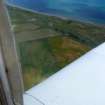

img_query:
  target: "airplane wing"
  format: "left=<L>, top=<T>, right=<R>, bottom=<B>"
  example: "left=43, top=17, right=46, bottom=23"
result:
left=23, top=42, right=105, bottom=105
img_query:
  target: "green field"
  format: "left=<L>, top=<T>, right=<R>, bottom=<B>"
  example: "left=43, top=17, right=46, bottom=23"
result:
left=19, top=36, right=90, bottom=89
left=8, top=6, right=105, bottom=90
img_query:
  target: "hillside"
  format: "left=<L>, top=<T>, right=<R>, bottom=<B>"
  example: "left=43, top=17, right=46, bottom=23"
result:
left=7, top=6, right=105, bottom=90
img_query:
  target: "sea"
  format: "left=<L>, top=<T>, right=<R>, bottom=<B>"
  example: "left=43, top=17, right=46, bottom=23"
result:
left=6, top=0, right=105, bottom=25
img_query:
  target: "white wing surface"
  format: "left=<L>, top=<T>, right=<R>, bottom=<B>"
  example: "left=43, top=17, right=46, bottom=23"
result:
left=24, top=42, right=105, bottom=105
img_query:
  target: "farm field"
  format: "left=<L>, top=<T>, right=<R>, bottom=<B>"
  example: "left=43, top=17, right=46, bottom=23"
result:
left=8, top=6, right=105, bottom=90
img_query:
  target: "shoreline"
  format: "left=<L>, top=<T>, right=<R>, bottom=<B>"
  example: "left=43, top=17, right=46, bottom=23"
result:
left=7, top=3, right=105, bottom=28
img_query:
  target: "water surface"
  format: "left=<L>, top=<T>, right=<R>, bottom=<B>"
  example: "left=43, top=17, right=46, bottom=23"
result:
left=7, top=0, right=105, bottom=25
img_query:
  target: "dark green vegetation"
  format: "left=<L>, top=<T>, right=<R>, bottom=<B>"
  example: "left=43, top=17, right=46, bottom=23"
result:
left=7, top=6, right=105, bottom=90
left=19, top=37, right=89, bottom=89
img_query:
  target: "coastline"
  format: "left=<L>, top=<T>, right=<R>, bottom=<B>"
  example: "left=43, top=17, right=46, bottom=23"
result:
left=7, top=3, right=105, bottom=28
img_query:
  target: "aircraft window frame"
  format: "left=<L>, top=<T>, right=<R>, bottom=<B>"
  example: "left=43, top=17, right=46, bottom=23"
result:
left=0, top=46, right=14, bottom=105
left=0, top=0, right=24, bottom=105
